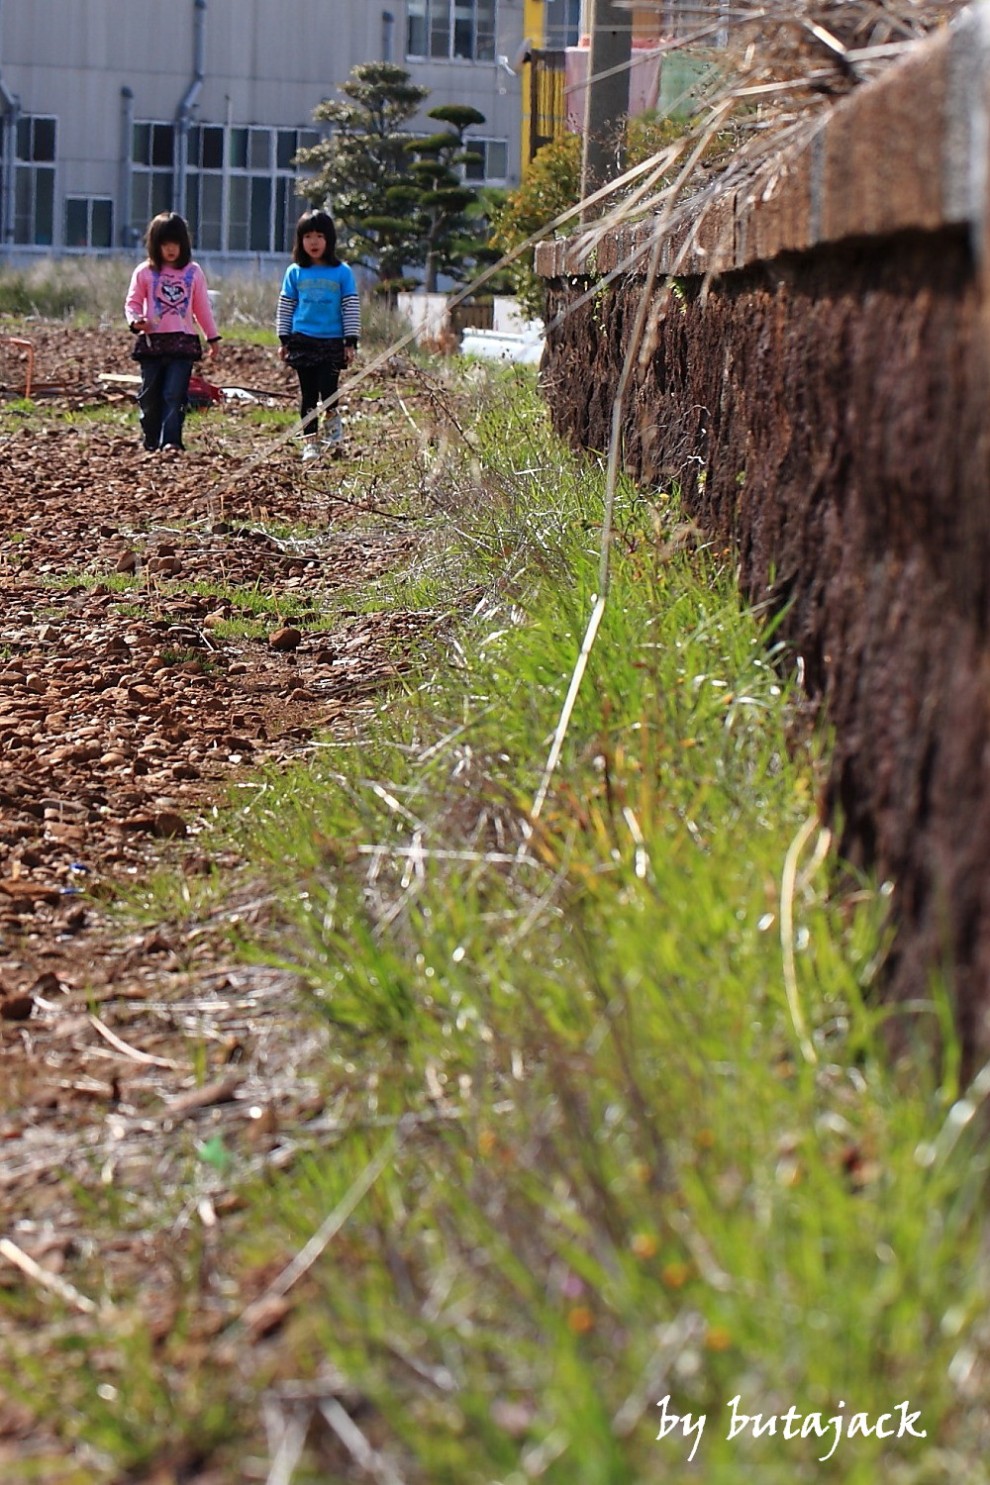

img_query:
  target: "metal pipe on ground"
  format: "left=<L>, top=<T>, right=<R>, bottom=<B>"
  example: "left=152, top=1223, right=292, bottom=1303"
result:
left=2, top=337, right=34, bottom=398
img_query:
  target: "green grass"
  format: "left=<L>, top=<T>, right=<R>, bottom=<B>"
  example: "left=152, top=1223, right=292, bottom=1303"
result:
left=0, top=272, right=83, bottom=318
left=238, top=403, right=296, bottom=429
left=59, top=403, right=134, bottom=428
left=0, top=396, right=37, bottom=417
left=201, top=382, right=987, bottom=1484
left=41, top=571, right=141, bottom=595
left=3, top=366, right=988, bottom=1483
left=219, top=322, right=278, bottom=345
left=39, top=568, right=323, bottom=625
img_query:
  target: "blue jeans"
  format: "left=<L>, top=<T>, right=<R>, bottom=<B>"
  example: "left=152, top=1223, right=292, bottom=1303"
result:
left=138, top=357, right=194, bottom=450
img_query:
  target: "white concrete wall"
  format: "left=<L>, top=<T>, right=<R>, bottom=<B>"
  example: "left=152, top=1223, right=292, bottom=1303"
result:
left=396, top=291, right=451, bottom=340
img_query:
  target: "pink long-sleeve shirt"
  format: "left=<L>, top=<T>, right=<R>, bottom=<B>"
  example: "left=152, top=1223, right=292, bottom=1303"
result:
left=125, top=261, right=220, bottom=340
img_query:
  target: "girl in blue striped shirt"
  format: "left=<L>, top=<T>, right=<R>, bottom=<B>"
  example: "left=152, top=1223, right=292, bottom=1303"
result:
left=277, top=209, right=361, bottom=459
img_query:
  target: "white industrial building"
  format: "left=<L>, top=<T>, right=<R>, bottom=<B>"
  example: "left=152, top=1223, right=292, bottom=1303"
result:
left=0, top=0, right=526, bottom=266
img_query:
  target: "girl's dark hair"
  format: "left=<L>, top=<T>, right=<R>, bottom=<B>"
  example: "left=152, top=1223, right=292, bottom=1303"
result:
left=146, top=212, right=192, bottom=269
left=292, top=209, right=340, bottom=267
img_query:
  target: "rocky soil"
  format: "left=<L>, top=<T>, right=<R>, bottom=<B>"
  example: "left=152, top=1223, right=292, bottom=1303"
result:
left=0, top=323, right=446, bottom=1404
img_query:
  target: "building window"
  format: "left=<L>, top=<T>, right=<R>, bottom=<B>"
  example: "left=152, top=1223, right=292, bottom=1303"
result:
left=65, top=197, right=113, bottom=249
left=184, top=123, right=223, bottom=249
left=131, top=122, right=317, bottom=255
left=132, top=122, right=175, bottom=226
left=463, top=136, right=508, bottom=183
left=14, top=115, right=56, bottom=245
left=183, top=124, right=319, bottom=254
left=544, top=0, right=581, bottom=47
left=407, top=0, right=497, bottom=62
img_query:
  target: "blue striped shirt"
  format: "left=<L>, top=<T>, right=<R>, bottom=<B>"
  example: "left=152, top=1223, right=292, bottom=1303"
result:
left=277, top=261, right=360, bottom=342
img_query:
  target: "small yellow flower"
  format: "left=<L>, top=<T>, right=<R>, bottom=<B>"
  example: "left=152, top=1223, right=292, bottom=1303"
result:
left=661, top=1261, right=691, bottom=1289
left=630, top=1232, right=658, bottom=1260
left=567, top=1306, right=595, bottom=1334
left=705, top=1325, right=733, bottom=1352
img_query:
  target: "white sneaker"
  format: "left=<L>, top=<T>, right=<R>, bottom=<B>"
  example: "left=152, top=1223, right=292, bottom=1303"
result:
left=301, top=440, right=320, bottom=462
left=324, top=416, right=343, bottom=448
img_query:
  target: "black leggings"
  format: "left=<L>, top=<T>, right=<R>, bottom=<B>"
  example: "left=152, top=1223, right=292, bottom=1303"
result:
left=297, top=361, right=341, bottom=434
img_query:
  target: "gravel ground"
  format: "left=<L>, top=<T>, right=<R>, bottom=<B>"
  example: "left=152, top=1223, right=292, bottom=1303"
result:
left=0, top=322, right=445, bottom=1296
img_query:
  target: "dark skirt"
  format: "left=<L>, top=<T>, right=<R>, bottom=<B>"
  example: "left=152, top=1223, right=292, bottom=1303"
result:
left=283, top=333, right=345, bottom=370
left=131, top=331, right=202, bottom=362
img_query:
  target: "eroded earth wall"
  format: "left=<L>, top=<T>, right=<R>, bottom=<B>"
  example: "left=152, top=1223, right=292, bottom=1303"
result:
left=536, top=10, right=990, bottom=1062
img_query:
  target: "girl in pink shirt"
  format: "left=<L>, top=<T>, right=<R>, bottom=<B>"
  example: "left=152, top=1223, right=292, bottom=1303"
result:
left=124, top=212, right=220, bottom=454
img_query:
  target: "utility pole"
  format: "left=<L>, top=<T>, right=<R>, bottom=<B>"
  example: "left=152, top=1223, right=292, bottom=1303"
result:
left=580, top=0, right=633, bottom=216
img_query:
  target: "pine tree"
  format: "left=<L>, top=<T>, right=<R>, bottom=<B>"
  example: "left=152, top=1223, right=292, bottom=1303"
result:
left=406, top=104, right=487, bottom=292
left=297, top=69, right=494, bottom=298
left=295, top=63, right=429, bottom=298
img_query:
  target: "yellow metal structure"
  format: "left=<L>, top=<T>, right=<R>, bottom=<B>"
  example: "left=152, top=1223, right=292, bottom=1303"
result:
left=521, top=0, right=547, bottom=170
left=521, top=2, right=663, bottom=169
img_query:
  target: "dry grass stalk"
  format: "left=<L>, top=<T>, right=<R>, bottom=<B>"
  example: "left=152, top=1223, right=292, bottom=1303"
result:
left=0, top=1236, right=101, bottom=1316
left=233, top=1125, right=404, bottom=1340
left=584, top=0, right=969, bottom=255
left=88, top=1012, right=182, bottom=1069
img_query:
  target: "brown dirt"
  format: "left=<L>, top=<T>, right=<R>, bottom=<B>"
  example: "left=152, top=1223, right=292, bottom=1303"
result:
left=0, top=325, right=443, bottom=1342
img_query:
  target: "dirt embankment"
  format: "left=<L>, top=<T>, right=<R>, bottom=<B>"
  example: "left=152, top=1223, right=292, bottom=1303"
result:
left=540, top=226, right=990, bottom=1065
